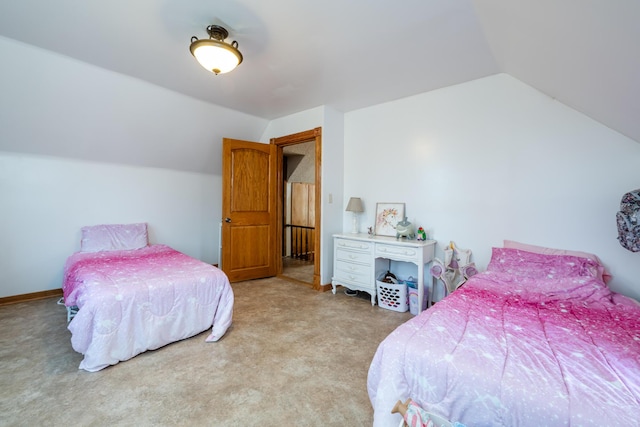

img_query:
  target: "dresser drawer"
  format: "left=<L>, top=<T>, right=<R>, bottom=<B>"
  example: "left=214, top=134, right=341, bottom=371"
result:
left=336, top=247, right=372, bottom=265
left=334, top=261, right=373, bottom=288
left=375, top=244, right=420, bottom=262
left=335, top=238, right=373, bottom=254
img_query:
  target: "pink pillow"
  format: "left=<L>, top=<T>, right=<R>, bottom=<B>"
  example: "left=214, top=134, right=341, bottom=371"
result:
left=484, top=247, right=610, bottom=301
left=80, top=223, right=149, bottom=253
left=488, top=247, right=603, bottom=280
left=503, top=240, right=611, bottom=283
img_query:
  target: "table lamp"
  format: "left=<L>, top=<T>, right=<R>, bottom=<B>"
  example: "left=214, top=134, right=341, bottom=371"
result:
left=345, top=197, right=364, bottom=233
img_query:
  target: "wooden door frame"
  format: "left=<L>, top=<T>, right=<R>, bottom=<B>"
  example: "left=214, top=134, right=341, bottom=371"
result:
left=271, top=127, right=322, bottom=290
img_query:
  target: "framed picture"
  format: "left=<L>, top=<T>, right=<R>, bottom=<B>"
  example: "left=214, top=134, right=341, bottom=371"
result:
left=375, top=203, right=405, bottom=237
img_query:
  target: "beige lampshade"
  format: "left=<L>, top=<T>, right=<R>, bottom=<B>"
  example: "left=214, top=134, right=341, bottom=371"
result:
left=345, top=197, right=364, bottom=213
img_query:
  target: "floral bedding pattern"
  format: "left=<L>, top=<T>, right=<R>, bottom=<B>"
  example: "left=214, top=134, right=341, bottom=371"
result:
left=63, top=244, right=234, bottom=372
left=368, top=249, right=640, bottom=426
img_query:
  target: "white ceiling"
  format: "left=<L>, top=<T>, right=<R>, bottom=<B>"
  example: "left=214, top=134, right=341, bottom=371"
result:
left=0, top=0, right=638, bottom=143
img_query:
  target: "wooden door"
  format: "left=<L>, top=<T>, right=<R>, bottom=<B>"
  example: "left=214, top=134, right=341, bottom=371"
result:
left=221, top=138, right=277, bottom=282
left=291, top=183, right=310, bottom=226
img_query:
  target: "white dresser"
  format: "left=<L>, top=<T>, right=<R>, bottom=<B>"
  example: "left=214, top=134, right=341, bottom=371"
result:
left=331, top=234, right=436, bottom=312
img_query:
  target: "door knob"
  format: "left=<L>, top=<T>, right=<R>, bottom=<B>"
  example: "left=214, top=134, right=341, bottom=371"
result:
left=225, top=218, right=231, bottom=223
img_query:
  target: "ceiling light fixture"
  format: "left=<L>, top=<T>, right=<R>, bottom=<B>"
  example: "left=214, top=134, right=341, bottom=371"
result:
left=190, top=25, right=243, bottom=75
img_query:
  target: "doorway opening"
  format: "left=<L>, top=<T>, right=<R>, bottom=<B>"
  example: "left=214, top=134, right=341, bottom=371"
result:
left=271, top=128, right=322, bottom=289
left=282, top=145, right=315, bottom=284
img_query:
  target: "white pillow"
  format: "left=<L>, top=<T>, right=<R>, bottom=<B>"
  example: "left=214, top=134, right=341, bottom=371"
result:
left=80, top=223, right=149, bottom=253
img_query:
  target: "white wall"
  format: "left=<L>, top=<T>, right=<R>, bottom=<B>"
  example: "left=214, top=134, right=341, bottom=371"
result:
left=259, top=107, right=324, bottom=144
left=0, top=152, right=220, bottom=298
left=344, top=74, right=640, bottom=301
left=0, top=36, right=270, bottom=299
left=3, top=34, right=637, bottom=301
left=321, top=107, right=346, bottom=284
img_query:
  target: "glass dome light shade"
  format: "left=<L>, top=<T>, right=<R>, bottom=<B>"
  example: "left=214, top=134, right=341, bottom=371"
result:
left=190, top=39, right=243, bottom=75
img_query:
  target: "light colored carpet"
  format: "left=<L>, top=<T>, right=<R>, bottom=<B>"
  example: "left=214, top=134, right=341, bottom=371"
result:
left=0, top=277, right=412, bottom=426
left=281, top=256, right=314, bottom=283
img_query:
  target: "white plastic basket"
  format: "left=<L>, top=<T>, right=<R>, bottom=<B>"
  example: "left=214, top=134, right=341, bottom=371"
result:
left=376, top=280, right=408, bottom=312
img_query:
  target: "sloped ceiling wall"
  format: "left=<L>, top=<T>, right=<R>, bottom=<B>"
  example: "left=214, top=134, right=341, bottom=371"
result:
left=284, top=141, right=315, bottom=183
left=473, top=0, right=640, bottom=144
left=0, top=0, right=638, bottom=175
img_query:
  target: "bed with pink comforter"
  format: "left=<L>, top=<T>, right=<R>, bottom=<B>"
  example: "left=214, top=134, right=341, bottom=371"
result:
left=63, top=244, right=234, bottom=372
left=368, top=247, right=640, bottom=426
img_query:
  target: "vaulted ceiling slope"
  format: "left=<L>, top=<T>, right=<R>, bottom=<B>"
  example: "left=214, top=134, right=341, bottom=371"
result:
left=0, top=0, right=638, bottom=143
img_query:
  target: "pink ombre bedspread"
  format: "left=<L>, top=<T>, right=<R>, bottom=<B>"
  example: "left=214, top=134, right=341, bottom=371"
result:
left=63, top=244, right=233, bottom=372
left=368, top=248, right=640, bottom=426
